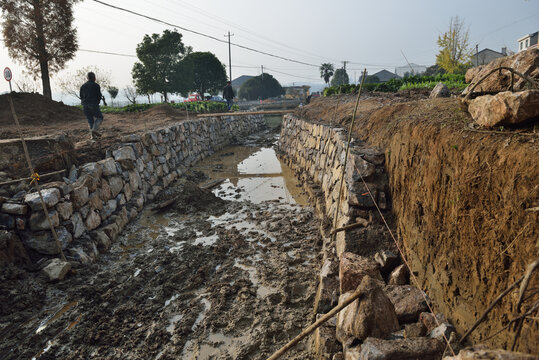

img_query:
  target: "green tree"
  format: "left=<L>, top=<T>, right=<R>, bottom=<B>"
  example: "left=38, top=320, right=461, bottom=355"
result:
left=0, top=0, right=80, bottom=99
left=132, top=30, right=191, bottom=102
left=107, top=86, right=118, bottom=106
left=182, top=51, right=227, bottom=97
left=436, top=16, right=473, bottom=74
left=330, top=68, right=349, bottom=86
left=424, top=64, right=446, bottom=76
left=238, top=73, right=284, bottom=101
left=319, top=63, right=334, bottom=86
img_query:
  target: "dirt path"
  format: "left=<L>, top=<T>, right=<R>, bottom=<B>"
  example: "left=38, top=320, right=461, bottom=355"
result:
left=0, top=129, right=322, bottom=360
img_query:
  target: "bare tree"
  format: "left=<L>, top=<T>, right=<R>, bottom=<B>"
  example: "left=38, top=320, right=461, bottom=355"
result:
left=57, top=66, right=112, bottom=100
left=15, top=74, right=40, bottom=93
left=123, top=85, right=138, bottom=104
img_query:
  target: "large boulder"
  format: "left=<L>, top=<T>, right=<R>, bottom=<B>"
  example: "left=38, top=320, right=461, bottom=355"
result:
left=336, top=276, right=399, bottom=343
left=358, top=337, right=444, bottom=360
left=430, top=82, right=451, bottom=98
left=384, top=285, right=430, bottom=323
left=339, top=252, right=383, bottom=293
left=42, top=258, right=71, bottom=282
left=443, top=345, right=538, bottom=360
left=24, top=188, right=61, bottom=211
left=0, top=230, right=30, bottom=266
left=21, top=226, right=72, bottom=255
left=464, top=48, right=539, bottom=94
left=468, top=90, right=539, bottom=128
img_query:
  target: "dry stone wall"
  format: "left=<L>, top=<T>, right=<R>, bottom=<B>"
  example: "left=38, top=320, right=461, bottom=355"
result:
left=279, top=114, right=393, bottom=258
left=0, top=115, right=264, bottom=266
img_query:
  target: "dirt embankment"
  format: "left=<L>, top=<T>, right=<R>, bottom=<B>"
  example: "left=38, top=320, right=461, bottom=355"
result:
left=0, top=93, right=194, bottom=187
left=298, top=95, right=538, bottom=353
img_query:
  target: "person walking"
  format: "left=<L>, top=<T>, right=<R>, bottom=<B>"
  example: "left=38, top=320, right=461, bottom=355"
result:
left=223, top=81, right=235, bottom=111
left=80, top=72, right=104, bottom=140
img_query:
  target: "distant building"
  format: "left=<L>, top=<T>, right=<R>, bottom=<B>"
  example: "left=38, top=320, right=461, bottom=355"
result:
left=395, top=63, right=427, bottom=77
left=231, top=75, right=254, bottom=92
left=518, top=31, right=538, bottom=52
left=371, top=69, right=400, bottom=82
left=471, top=48, right=508, bottom=66
left=283, top=85, right=310, bottom=99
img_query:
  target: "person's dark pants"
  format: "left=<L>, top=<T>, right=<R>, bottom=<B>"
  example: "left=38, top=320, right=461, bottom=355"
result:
left=83, top=103, right=103, bottom=130
left=226, top=98, right=233, bottom=110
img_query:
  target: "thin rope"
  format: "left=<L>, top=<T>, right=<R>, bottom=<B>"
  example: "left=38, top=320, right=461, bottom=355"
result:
left=8, top=95, right=66, bottom=261
left=331, top=69, right=367, bottom=243
left=353, top=160, right=456, bottom=356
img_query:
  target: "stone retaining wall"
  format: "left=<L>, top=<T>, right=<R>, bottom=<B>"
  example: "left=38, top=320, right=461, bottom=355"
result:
left=0, top=115, right=264, bottom=266
left=279, top=114, right=393, bottom=258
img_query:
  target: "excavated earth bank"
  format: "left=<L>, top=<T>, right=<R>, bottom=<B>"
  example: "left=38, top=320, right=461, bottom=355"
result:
left=296, top=94, right=538, bottom=354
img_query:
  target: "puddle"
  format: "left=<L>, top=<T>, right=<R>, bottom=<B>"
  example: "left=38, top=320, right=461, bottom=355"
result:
left=193, top=139, right=308, bottom=205
left=183, top=332, right=250, bottom=359
left=234, top=260, right=279, bottom=298
left=36, top=301, right=78, bottom=334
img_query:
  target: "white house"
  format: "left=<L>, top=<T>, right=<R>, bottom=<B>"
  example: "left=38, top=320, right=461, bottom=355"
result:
left=518, top=31, right=538, bottom=52
left=394, top=63, right=427, bottom=77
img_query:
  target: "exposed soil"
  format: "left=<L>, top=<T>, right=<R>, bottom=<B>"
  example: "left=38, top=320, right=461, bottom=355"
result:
left=297, top=94, right=539, bottom=353
left=0, top=129, right=322, bottom=360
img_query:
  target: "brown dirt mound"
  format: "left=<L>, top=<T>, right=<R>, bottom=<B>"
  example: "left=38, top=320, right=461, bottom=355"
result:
left=0, top=92, right=84, bottom=130
left=143, top=103, right=187, bottom=119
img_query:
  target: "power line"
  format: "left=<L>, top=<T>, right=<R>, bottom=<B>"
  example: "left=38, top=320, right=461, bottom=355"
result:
left=91, top=0, right=319, bottom=68
left=264, top=67, right=321, bottom=82
left=79, top=48, right=136, bottom=57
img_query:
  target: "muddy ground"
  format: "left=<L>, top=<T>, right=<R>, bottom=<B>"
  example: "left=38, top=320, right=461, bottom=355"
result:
left=0, top=129, right=323, bottom=359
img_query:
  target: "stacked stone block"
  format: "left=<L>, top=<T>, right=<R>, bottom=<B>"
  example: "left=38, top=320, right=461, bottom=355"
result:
left=0, top=115, right=264, bottom=266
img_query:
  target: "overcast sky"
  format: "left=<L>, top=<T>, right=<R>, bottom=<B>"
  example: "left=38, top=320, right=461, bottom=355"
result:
left=1, top=0, right=538, bottom=101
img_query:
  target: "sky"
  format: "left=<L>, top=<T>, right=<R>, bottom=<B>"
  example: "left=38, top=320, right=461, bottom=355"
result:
left=0, top=0, right=538, bottom=103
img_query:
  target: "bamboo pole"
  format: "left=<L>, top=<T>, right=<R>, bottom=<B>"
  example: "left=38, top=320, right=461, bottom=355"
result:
left=0, top=169, right=67, bottom=187
left=266, top=287, right=364, bottom=360
left=8, top=95, right=66, bottom=261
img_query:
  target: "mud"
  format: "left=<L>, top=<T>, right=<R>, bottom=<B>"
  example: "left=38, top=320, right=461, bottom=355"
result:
left=0, top=124, right=323, bottom=359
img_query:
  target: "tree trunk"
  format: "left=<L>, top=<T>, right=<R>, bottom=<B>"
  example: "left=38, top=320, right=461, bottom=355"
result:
left=163, top=92, right=168, bottom=103
left=32, top=0, right=52, bottom=99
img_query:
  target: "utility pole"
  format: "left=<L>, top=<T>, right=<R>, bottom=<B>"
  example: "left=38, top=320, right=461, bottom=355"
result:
left=400, top=50, right=414, bottom=76
left=224, top=31, right=234, bottom=81
left=342, top=61, right=348, bottom=70
left=476, top=44, right=479, bottom=66
left=261, top=65, right=264, bottom=77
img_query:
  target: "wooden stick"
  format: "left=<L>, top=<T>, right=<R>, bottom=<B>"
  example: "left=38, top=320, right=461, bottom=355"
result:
left=197, top=110, right=291, bottom=118
left=200, top=178, right=225, bottom=190
left=330, top=218, right=369, bottom=235
left=8, top=95, right=66, bottom=261
left=459, top=275, right=524, bottom=344
left=266, top=288, right=364, bottom=360
left=0, top=169, right=67, bottom=187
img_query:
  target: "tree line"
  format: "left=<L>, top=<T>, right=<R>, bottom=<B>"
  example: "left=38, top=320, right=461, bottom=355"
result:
left=1, top=1, right=476, bottom=100
left=0, top=1, right=229, bottom=102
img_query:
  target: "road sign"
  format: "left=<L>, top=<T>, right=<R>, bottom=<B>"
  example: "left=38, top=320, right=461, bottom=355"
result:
left=4, top=67, right=12, bottom=82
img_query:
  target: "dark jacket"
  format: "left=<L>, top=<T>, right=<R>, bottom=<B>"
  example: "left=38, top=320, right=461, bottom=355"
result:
left=80, top=80, right=102, bottom=106
left=223, top=84, right=234, bottom=100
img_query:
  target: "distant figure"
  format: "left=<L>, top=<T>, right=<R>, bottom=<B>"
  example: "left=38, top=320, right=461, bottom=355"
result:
left=223, top=81, right=235, bottom=111
left=80, top=72, right=104, bottom=140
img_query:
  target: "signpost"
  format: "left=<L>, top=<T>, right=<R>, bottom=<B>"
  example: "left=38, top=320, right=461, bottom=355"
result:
left=4, top=67, right=13, bottom=92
